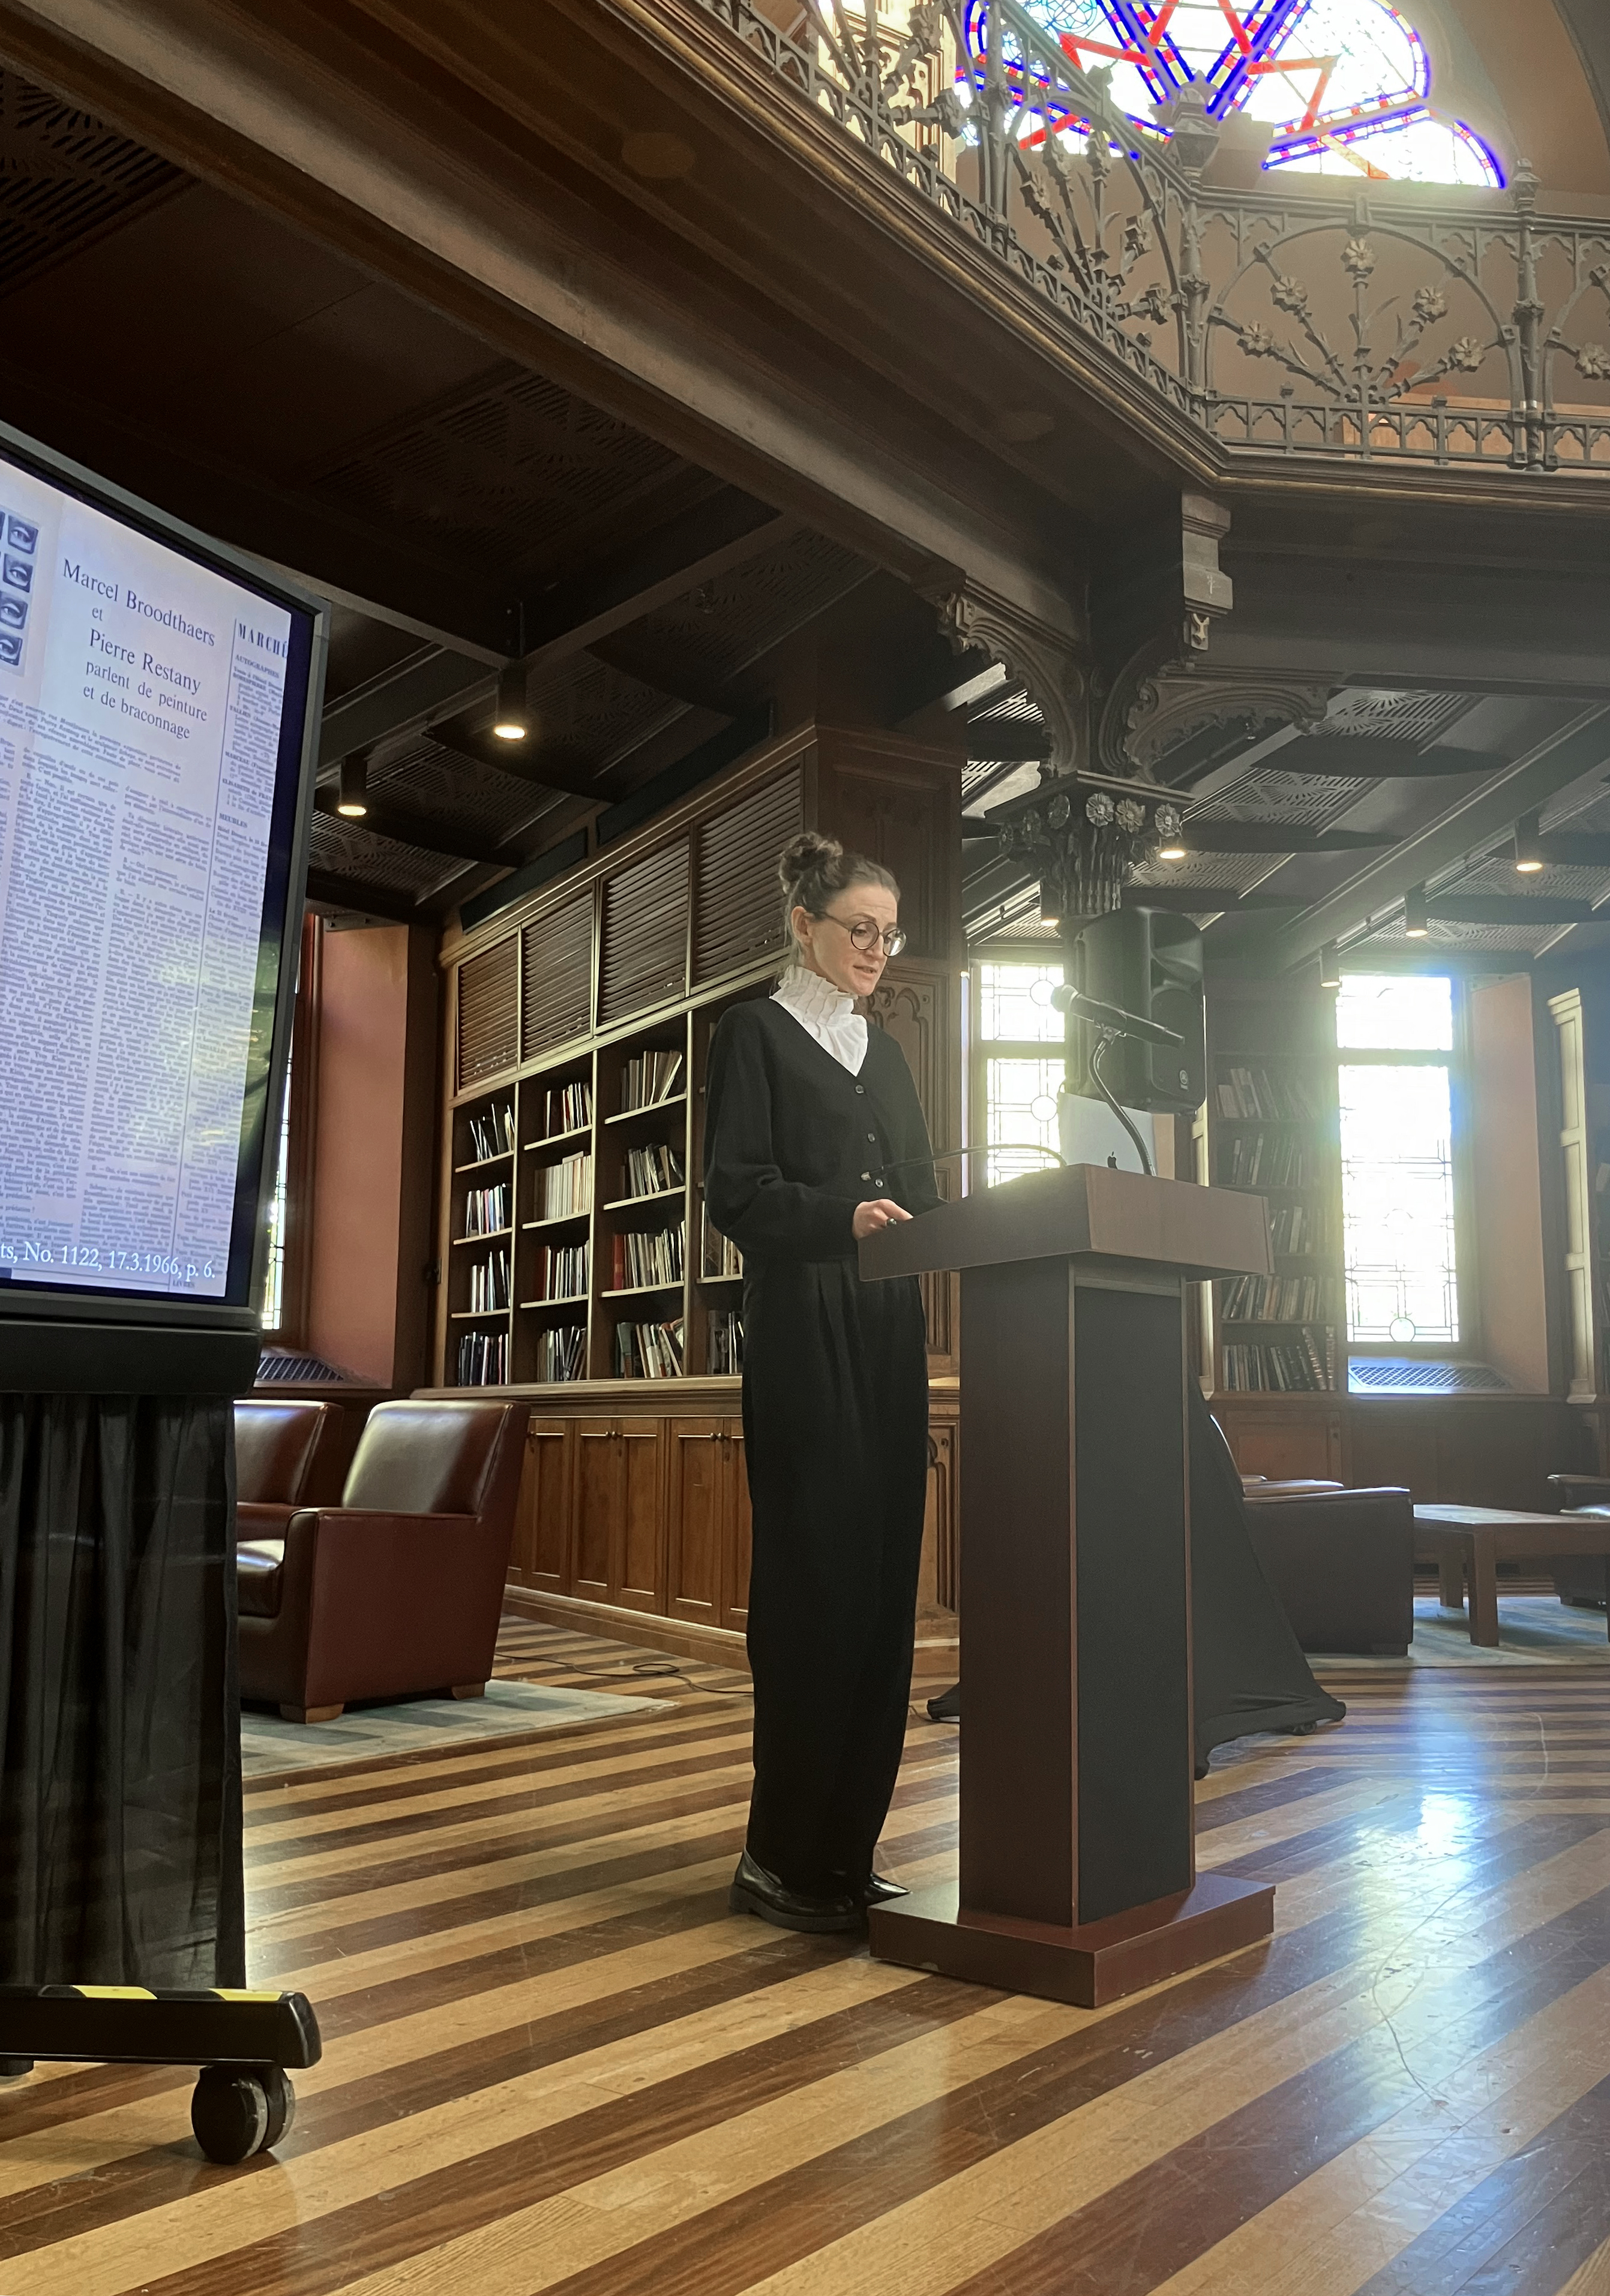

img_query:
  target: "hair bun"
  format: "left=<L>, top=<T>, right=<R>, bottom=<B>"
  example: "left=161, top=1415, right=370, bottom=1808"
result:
left=777, top=830, right=843, bottom=894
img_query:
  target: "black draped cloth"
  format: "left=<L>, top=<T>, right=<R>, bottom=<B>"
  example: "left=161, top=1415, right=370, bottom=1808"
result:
left=1188, top=1383, right=1344, bottom=1764
left=704, top=997, right=938, bottom=1894
left=0, top=1395, right=243, bottom=1987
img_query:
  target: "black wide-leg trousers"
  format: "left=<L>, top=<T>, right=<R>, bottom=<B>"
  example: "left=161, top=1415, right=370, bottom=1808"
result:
left=739, top=1258, right=930, bottom=1894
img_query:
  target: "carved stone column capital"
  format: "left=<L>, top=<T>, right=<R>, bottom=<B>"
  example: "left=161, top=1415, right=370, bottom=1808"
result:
left=927, top=581, right=1090, bottom=775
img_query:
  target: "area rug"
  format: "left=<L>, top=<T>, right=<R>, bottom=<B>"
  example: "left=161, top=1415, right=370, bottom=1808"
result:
left=240, top=1677, right=674, bottom=1781
left=1311, top=1593, right=1610, bottom=1670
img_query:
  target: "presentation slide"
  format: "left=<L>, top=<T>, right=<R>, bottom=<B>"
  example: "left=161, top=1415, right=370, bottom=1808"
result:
left=0, top=460, right=305, bottom=1301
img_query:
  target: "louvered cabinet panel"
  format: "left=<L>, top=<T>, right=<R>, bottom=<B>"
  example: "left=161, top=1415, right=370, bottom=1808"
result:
left=457, top=935, right=518, bottom=1089
left=598, top=841, right=689, bottom=1026
left=522, top=894, right=593, bottom=1061
left=692, top=767, right=802, bottom=985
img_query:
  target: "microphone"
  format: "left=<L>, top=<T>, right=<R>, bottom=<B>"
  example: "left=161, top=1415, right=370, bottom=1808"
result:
left=1050, top=983, right=1182, bottom=1048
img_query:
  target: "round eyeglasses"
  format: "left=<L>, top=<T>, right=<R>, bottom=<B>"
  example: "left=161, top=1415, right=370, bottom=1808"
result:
left=814, top=913, right=907, bottom=958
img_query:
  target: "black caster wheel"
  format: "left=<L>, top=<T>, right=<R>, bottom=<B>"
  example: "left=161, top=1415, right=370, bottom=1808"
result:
left=0, top=2057, right=33, bottom=2079
left=190, top=2064, right=296, bottom=2163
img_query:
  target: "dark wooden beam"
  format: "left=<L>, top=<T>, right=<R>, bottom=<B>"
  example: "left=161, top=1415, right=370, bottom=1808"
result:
left=313, top=788, right=512, bottom=867
left=424, top=727, right=616, bottom=802
left=520, top=498, right=792, bottom=670
left=319, top=649, right=491, bottom=768
left=1429, top=895, right=1597, bottom=926
left=585, top=629, right=742, bottom=716
left=1122, top=885, right=1304, bottom=911
left=1536, top=833, right=1610, bottom=868
left=304, top=868, right=422, bottom=922
left=1281, top=737, right=1507, bottom=778
left=966, top=723, right=1051, bottom=762
left=1177, top=822, right=1397, bottom=854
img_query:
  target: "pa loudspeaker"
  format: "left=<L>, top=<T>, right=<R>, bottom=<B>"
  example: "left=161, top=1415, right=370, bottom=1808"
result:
left=1067, top=907, right=1205, bottom=1114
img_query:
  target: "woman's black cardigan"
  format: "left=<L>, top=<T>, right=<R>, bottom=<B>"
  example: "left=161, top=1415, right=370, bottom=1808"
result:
left=703, top=998, right=939, bottom=1261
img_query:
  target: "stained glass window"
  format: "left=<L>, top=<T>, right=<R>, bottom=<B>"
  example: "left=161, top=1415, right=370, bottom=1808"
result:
left=976, top=961, right=1065, bottom=1185
left=982, top=0, right=1502, bottom=188
left=1336, top=974, right=1460, bottom=1346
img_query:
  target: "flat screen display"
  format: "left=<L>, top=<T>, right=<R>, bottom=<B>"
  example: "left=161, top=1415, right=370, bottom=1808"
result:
left=0, top=443, right=316, bottom=1311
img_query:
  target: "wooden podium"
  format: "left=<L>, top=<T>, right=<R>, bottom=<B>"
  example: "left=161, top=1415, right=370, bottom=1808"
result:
left=860, top=1163, right=1276, bottom=2007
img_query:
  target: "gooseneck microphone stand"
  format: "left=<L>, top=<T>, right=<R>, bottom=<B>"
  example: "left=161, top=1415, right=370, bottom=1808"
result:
left=1050, top=985, right=1185, bottom=1181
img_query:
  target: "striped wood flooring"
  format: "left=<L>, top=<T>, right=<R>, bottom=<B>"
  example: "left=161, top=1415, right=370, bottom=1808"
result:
left=5, top=1625, right=1610, bottom=2292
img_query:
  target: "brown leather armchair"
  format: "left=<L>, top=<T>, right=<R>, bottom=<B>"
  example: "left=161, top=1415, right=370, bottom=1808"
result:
left=1240, top=1479, right=1416, bottom=1655
left=238, top=1400, right=526, bottom=1722
left=234, top=1399, right=337, bottom=1523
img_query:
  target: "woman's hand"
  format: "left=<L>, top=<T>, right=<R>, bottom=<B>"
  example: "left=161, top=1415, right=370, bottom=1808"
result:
left=853, top=1198, right=913, bottom=1240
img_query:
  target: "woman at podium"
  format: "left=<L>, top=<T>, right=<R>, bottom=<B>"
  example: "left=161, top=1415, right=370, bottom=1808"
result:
left=704, top=832, right=938, bottom=1933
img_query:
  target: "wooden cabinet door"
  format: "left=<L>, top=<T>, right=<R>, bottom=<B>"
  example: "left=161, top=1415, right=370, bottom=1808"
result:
left=619, top=1419, right=666, bottom=1612
left=572, top=1418, right=620, bottom=1602
left=668, top=1418, right=726, bottom=1625
left=722, top=1416, right=752, bottom=1631
left=512, top=1416, right=571, bottom=1592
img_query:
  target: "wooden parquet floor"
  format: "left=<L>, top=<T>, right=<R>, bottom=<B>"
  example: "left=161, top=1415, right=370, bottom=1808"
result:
left=7, top=1629, right=1610, bottom=2294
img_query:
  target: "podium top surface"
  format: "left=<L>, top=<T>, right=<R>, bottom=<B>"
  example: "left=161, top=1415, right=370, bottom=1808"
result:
left=858, top=1163, right=1272, bottom=1284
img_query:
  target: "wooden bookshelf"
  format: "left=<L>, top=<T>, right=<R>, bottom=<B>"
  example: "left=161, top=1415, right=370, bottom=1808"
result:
left=1199, top=979, right=1344, bottom=1398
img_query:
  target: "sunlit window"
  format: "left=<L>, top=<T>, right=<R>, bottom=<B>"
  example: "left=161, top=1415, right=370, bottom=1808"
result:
left=990, top=0, right=1502, bottom=187
left=1336, top=974, right=1459, bottom=1346
left=976, top=961, right=1064, bottom=1185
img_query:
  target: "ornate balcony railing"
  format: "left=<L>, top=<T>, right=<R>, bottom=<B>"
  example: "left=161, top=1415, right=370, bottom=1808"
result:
left=698, top=0, right=1610, bottom=478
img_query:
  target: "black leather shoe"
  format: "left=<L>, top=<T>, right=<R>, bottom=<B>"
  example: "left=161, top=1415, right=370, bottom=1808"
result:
left=862, top=1872, right=908, bottom=1905
left=729, top=1851, right=865, bottom=1934
left=927, top=1682, right=960, bottom=1723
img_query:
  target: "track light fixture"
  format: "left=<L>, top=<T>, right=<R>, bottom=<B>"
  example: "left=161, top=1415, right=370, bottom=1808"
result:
left=336, top=749, right=368, bottom=818
left=1513, top=811, right=1544, bottom=873
left=492, top=660, right=530, bottom=742
left=1038, top=874, right=1063, bottom=930
left=1154, top=801, right=1186, bottom=862
left=1404, top=884, right=1429, bottom=939
left=1318, top=941, right=1341, bottom=989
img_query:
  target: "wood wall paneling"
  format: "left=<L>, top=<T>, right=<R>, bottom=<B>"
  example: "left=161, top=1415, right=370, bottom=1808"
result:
left=620, top=1417, right=665, bottom=1610
left=667, top=1416, right=730, bottom=1628
left=512, top=1416, right=572, bottom=1591
left=815, top=728, right=961, bottom=964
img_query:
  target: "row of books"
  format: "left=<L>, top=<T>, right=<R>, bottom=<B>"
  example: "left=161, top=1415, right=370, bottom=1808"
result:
left=611, top=1220, right=685, bottom=1290
left=1222, top=1134, right=1321, bottom=1189
left=1221, top=1336, right=1332, bottom=1392
left=1220, top=1274, right=1336, bottom=1324
left=703, top=1215, right=742, bottom=1280
left=535, top=1323, right=586, bottom=1382
left=623, top=1143, right=683, bottom=1199
left=1269, top=1202, right=1332, bottom=1256
left=1215, top=1066, right=1323, bottom=1122
left=464, top=1103, right=514, bottom=1162
left=463, top=1182, right=511, bottom=1237
left=536, top=1151, right=592, bottom=1220
left=530, top=1240, right=587, bottom=1301
left=456, top=1328, right=509, bottom=1386
left=614, top=1317, right=685, bottom=1378
left=538, top=1079, right=591, bottom=1136
left=466, top=1248, right=510, bottom=1314
left=620, top=1048, right=683, bottom=1111
left=709, top=1308, right=743, bottom=1374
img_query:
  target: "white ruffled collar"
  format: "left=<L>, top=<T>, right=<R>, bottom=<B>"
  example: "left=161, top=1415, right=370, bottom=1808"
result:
left=774, top=965, right=858, bottom=1024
